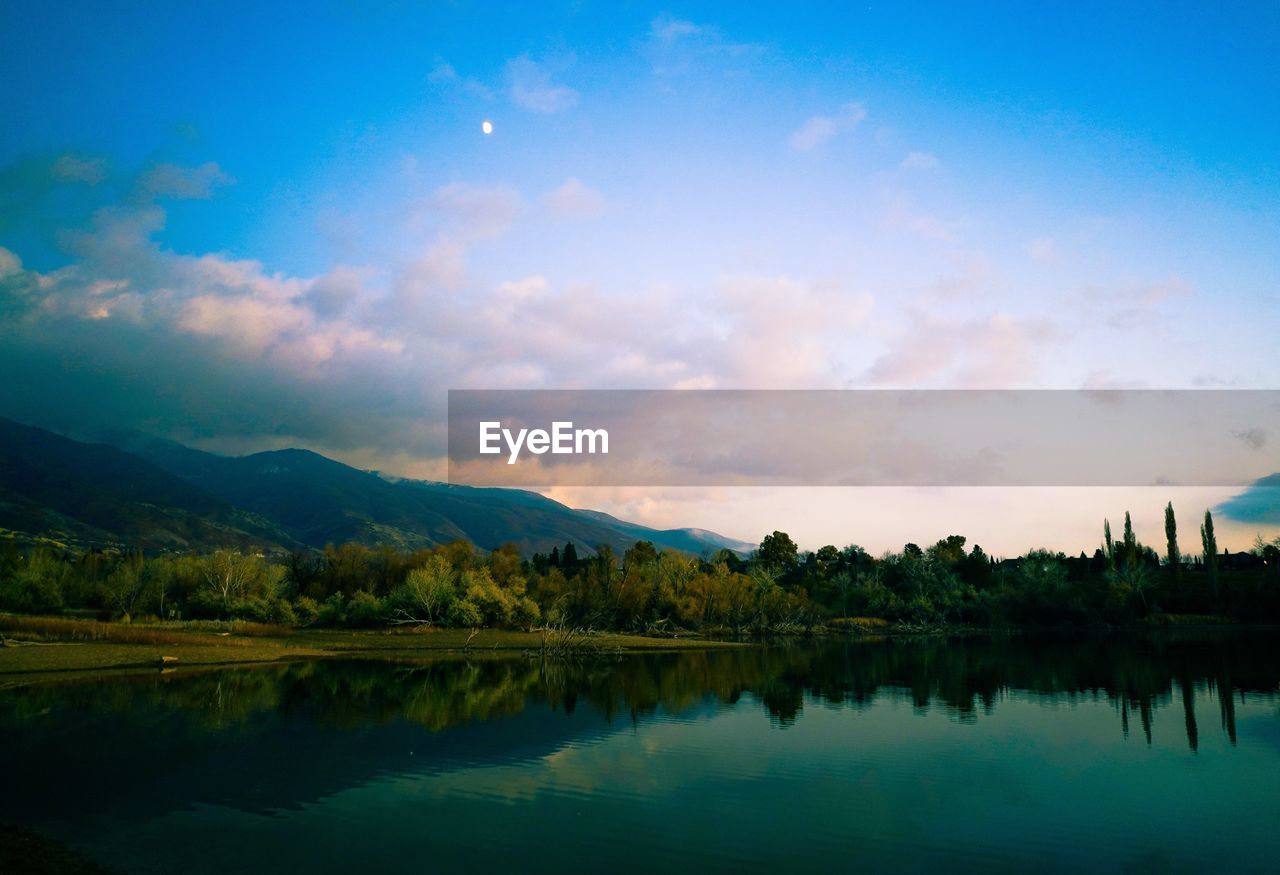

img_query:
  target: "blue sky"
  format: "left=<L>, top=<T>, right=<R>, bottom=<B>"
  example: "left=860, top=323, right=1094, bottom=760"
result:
left=1, top=2, right=1277, bottom=552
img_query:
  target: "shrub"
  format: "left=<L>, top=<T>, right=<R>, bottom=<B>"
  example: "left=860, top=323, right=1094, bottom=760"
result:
left=267, top=597, right=297, bottom=626
left=186, top=589, right=226, bottom=619
left=294, top=596, right=319, bottom=626
left=0, top=572, right=64, bottom=615
left=513, top=596, right=542, bottom=629
left=316, top=593, right=347, bottom=626
left=461, top=568, right=516, bottom=626
left=228, top=597, right=272, bottom=623
left=388, top=558, right=456, bottom=624
left=827, top=616, right=890, bottom=632
left=346, top=590, right=385, bottom=627
left=448, top=598, right=482, bottom=628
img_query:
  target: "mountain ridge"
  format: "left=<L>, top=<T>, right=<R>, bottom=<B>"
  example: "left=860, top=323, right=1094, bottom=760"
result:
left=0, top=418, right=752, bottom=557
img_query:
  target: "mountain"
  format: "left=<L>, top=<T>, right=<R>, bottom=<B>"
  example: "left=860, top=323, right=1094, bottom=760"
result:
left=0, top=419, right=751, bottom=557
left=114, top=433, right=751, bottom=556
left=0, top=419, right=295, bottom=552
left=576, top=509, right=757, bottom=556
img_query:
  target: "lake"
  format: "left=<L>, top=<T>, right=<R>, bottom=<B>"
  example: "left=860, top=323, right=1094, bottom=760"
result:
left=3, top=631, right=1279, bottom=873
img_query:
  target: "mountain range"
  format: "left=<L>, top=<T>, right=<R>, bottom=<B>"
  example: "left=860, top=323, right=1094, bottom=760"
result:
left=0, top=417, right=754, bottom=557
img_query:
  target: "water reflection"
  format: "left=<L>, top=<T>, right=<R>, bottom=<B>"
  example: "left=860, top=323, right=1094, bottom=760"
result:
left=2, top=630, right=1278, bottom=874
left=3, top=631, right=1276, bottom=753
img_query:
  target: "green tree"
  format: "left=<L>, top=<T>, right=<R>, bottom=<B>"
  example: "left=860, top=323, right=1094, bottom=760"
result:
left=389, top=554, right=456, bottom=624
left=927, top=535, right=968, bottom=566
left=830, top=571, right=855, bottom=618
left=1122, top=512, right=1138, bottom=571
left=1201, top=510, right=1219, bottom=602
left=1165, top=502, right=1181, bottom=581
left=624, top=541, right=658, bottom=571
left=757, top=531, right=799, bottom=573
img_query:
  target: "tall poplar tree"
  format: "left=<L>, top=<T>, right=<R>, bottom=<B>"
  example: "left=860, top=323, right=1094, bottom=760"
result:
left=1165, top=502, right=1181, bottom=582
left=1201, top=510, right=1219, bottom=603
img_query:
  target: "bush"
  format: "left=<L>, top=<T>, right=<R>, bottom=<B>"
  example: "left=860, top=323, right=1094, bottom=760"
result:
left=387, top=558, right=456, bottom=624
left=462, top=569, right=516, bottom=626
left=346, top=590, right=385, bottom=627
left=186, top=589, right=226, bottom=619
left=294, top=596, right=319, bottom=626
left=513, top=596, right=541, bottom=629
left=0, top=572, right=64, bottom=615
left=316, top=593, right=347, bottom=626
left=448, top=598, right=482, bottom=628
left=228, top=597, right=272, bottom=623
left=902, top=594, right=940, bottom=623
left=267, top=597, right=297, bottom=626
left=827, top=616, right=890, bottom=632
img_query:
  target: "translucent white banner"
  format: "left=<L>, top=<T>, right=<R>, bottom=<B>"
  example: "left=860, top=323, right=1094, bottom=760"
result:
left=447, top=390, right=1280, bottom=487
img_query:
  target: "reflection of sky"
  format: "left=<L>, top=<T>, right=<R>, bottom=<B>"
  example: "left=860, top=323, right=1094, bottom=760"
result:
left=1, top=4, right=1278, bottom=549
left=75, top=687, right=1280, bottom=874
left=4, top=635, right=1280, bottom=873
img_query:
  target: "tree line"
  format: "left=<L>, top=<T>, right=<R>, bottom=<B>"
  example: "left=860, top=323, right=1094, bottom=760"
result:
left=1, top=505, right=1278, bottom=632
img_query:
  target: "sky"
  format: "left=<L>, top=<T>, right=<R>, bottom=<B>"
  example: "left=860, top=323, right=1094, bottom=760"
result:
left=1, top=1, right=1278, bottom=555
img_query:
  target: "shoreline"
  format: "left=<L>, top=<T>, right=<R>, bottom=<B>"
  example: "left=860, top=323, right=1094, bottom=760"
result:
left=0, top=618, right=746, bottom=680
left=2, top=614, right=1269, bottom=683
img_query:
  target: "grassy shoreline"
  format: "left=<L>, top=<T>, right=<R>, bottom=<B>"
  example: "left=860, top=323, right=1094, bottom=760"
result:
left=1, top=613, right=1260, bottom=682
left=0, top=614, right=745, bottom=679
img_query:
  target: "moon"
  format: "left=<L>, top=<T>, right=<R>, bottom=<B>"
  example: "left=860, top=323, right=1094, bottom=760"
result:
left=481, top=120, right=493, bottom=135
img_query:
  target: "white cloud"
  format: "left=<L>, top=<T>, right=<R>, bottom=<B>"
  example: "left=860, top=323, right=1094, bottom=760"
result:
left=899, top=151, right=939, bottom=170
left=883, top=193, right=955, bottom=241
left=863, top=311, right=1056, bottom=388
left=541, top=178, right=606, bottom=219
left=643, top=15, right=763, bottom=76
left=0, top=246, right=20, bottom=279
left=506, top=55, right=578, bottom=114
left=1027, top=236, right=1058, bottom=263
left=139, top=161, right=231, bottom=200
left=428, top=60, right=458, bottom=84
left=789, top=102, right=867, bottom=152
left=706, top=275, right=875, bottom=388
left=396, top=183, right=523, bottom=300
left=423, top=182, right=522, bottom=242
left=427, top=58, right=494, bottom=99
left=923, top=255, right=997, bottom=300
left=1081, top=370, right=1149, bottom=390
left=1070, top=274, right=1193, bottom=332
left=649, top=16, right=705, bottom=46
left=52, top=154, right=106, bottom=185
left=0, top=192, right=424, bottom=459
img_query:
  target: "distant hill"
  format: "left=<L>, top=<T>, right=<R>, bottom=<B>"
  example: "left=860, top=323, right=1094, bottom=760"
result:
left=575, top=509, right=757, bottom=556
left=0, top=419, right=752, bottom=557
left=0, top=419, right=295, bottom=552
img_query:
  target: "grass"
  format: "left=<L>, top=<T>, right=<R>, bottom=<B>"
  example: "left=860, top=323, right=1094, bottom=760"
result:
left=0, top=614, right=276, bottom=647
left=0, top=613, right=743, bottom=679
left=827, top=616, right=892, bottom=632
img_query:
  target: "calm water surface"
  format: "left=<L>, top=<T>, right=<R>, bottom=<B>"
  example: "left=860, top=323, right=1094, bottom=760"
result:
left=3, top=632, right=1279, bottom=874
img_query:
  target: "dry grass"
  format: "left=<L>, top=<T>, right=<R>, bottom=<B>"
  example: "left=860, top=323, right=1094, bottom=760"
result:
left=0, top=614, right=744, bottom=679
left=170, top=619, right=293, bottom=637
left=0, top=614, right=258, bottom=648
left=828, top=616, right=892, bottom=632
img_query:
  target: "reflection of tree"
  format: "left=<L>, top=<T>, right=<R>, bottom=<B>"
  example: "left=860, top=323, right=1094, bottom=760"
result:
left=2, top=631, right=1275, bottom=752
